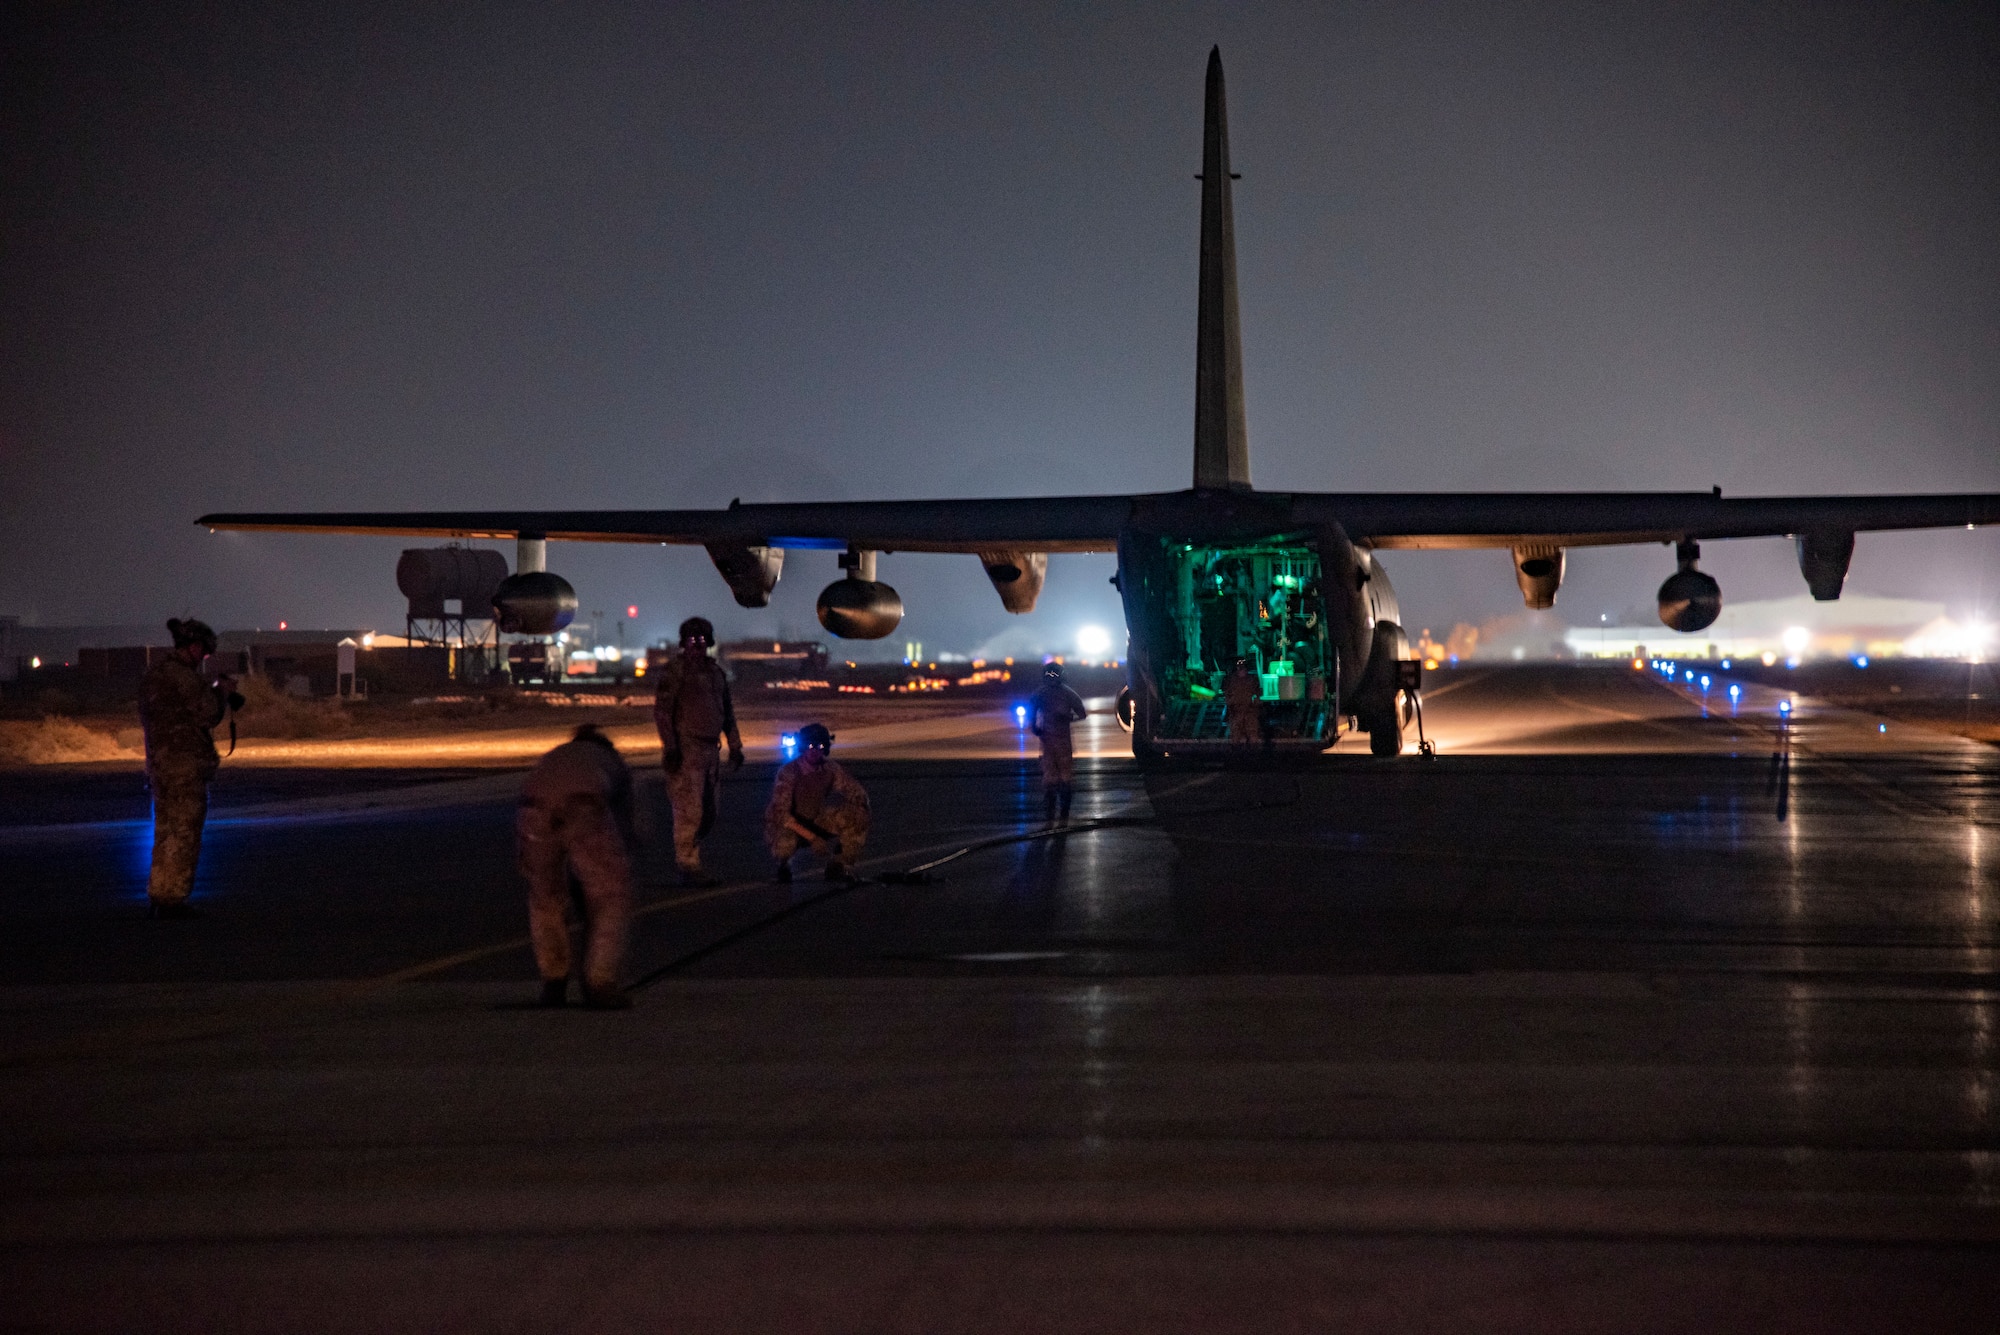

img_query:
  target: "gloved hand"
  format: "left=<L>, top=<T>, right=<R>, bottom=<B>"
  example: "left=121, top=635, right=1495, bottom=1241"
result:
left=727, top=744, right=744, bottom=772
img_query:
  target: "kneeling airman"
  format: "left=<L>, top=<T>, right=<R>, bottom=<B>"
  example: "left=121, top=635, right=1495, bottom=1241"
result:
left=765, top=723, right=869, bottom=883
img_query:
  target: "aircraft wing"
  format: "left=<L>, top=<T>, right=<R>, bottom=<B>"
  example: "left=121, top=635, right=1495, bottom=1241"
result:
left=195, top=497, right=1133, bottom=553
left=198, top=489, right=2000, bottom=554
left=1311, top=491, right=2000, bottom=550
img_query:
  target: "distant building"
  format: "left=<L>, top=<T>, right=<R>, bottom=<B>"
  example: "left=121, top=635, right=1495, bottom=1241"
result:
left=1563, top=593, right=1982, bottom=662
left=715, top=639, right=831, bottom=681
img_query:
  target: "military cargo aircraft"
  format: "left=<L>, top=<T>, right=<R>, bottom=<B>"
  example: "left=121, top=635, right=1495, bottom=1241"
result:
left=201, top=50, right=1999, bottom=760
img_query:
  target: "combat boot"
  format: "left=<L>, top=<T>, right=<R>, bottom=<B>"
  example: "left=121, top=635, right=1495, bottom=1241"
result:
left=148, top=900, right=203, bottom=920
left=539, top=979, right=569, bottom=1008
left=825, top=862, right=851, bottom=884
left=773, top=861, right=792, bottom=884
left=582, top=984, right=633, bottom=1010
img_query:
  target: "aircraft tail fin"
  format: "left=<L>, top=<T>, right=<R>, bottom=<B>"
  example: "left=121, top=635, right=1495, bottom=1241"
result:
left=1193, top=47, right=1252, bottom=491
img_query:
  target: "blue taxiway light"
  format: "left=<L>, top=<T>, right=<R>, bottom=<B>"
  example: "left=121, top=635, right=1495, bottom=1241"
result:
left=1879, top=723, right=1888, bottom=732
left=1856, top=655, right=1870, bottom=668
left=1729, top=684, right=1741, bottom=700
left=1721, top=659, right=1732, bottom=669
left=1699, top=675, right=1710, bottom=689
left=1014, top=704, right=1028, bottom=726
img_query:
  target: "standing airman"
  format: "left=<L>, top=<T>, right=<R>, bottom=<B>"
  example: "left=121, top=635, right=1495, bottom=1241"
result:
left=652, top=616, right=742, bottom=886
left=1223, top=655, right=1261, bottom=746
left=137, top=618, right=240, bottom=918
left=1029, top=661, right=1088, bottom=823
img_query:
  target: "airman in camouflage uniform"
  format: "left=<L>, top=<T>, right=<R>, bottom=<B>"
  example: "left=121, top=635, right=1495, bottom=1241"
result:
left=137, top=618, right=239, bottom=918
left=652, top=616, right=742, bottom=886
left=1223, top=656, right=1261, bottom=746
left=517, top=724, right=637, bottom=1009
left=765, top=722, right=869, bottom=883
left=1029, top=661, right=1089, bottom=823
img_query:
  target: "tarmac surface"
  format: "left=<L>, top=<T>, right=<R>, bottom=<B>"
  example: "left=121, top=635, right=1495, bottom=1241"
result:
left=2, top=664, right=1996, bottom=1331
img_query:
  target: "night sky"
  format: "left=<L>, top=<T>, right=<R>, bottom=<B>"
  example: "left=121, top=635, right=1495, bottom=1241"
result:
left=4, top=2, right=1996, bottom=657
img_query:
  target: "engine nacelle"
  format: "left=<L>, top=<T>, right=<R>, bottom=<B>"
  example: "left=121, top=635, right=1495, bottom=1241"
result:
left=1795, top=529, right=1854, bottom=602
left=1658, top=570, right=1721, bottom=632
left=706, top=544, right=785, bottom=608
left=816, top=578, right=903, bottom=639
left=492, top=571, right=578, bottom=635
left=1657, top=540, right=1721, bottom=632
left=976, top=550, right=1047, bottom=613
left=1511, top=545, right=1565, bottom=610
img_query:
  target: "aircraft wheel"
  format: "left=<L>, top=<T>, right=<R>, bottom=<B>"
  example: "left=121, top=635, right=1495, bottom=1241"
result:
left=1368, top=716, right=1404, bottom=757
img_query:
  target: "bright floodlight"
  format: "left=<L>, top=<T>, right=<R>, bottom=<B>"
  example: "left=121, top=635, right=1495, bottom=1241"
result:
left=1781, top=625, right=1811, bottom=655
left=1077, top=625, right=1113, bottom=658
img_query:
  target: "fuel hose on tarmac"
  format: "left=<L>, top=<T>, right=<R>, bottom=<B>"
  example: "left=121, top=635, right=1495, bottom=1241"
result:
left=628, top=780, right=1300, bottom=990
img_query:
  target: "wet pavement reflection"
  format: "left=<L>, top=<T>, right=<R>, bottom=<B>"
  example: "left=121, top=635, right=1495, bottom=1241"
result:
left=2, top=665, right=1996, bottom=1327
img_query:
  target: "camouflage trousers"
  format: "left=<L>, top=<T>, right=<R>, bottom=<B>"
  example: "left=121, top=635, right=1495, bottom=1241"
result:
left=517, top=797, right=634, bottom=989
left=768, top=806, right=869, bottom=867
left=664, top=743, right=721, bottom=873
left=147, top=767, right=211, bottom=905
left=1227, top=707, right=1259, bottom=745
left=1039, top=732, right=1076, bottom=787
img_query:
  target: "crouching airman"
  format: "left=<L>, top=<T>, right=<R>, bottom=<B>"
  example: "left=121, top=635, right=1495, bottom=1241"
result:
left=517, top=724, right=637, bottom=1009
left=765, top=723, right=869, bottom=883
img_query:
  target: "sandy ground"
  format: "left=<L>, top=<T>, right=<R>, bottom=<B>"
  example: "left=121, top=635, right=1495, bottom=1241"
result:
left=6, top=661, right=1995, bottom=769
left=0, top=693, right=1121, bottom=768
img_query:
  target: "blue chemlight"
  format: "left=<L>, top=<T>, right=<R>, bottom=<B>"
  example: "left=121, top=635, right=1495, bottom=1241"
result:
left=1856, top=655, right=1870, bottom=668
left=1685, top=669, right=1695, bottom=682
left=780, top=732, right=799, bottom=760
left=1721, top=659, right=1732, bottom=669
left=1729, top=684, right=1741, bottom=700
left=1700, top=675, right=1710, bottom=689
left=1879, top=723, right=1887, bottom=732
left=1779, top=700, right=1792, bottom=715
left=1014, top=704, right=1028, bottom=727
